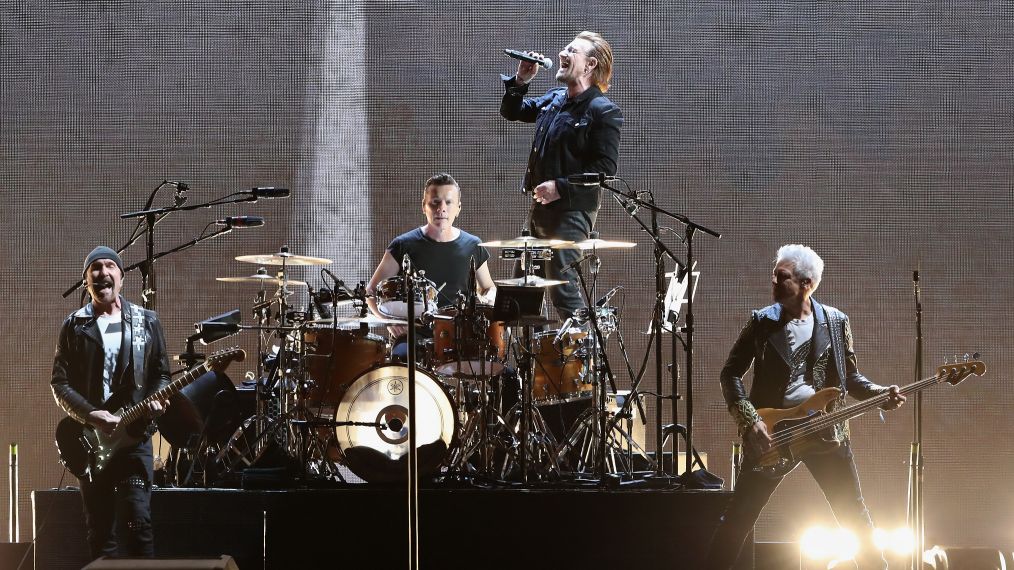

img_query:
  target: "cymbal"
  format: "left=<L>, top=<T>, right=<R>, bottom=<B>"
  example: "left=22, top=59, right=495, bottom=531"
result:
left=308, top=314, right=408, bottom=326
left=494, top=276, right=568, bottom=288
left=235, top=253, right=332, bottom=266
left=480, top=236, right=574, bottom=248
left=558, top=238, right=637, bottom=250
left=216, top=274, right=308, bottom=286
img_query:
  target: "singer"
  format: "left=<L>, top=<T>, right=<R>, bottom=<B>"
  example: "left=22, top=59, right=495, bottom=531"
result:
left=499, top=31, right=622, bottom=319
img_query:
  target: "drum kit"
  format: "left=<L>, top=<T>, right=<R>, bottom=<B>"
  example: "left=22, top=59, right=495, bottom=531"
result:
left=190, top=234, right=653, bottom=487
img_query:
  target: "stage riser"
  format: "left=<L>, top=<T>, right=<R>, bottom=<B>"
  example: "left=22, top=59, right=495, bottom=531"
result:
left=33, top=488, right=752, bottom=569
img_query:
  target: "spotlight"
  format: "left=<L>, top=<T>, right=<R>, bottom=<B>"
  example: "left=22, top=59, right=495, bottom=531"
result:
left=872, top=527, right=914, bottom=556
left=800, top=526, right=860, bottom=564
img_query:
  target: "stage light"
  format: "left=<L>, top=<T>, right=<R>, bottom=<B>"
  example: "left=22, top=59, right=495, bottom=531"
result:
left=800, top=526, right=860, bottom=563
left=872, top=526, right=914, bottom=556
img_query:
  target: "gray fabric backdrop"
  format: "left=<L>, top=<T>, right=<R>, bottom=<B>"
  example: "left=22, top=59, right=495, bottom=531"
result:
left=3, top=0, right=1011, bottom=548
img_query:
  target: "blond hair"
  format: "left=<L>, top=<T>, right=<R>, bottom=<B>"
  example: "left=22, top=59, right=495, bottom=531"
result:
left=576, top=31, right=614, bottom=92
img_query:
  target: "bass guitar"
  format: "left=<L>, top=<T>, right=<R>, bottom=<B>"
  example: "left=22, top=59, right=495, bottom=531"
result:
left=55, top=346, right=245, bottom=480
left=749, top=357, right=985, bottom=477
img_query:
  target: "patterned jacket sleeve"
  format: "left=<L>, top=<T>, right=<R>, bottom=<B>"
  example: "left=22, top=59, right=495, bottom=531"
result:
left=840, top=315, right=888, bottom=400
left=720, top=315, right=762, bottom=432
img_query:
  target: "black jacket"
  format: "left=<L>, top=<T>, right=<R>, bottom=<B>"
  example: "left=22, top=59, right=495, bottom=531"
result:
left=51, top=297, right=172, bottom=426
left=719, top=299, right=886, bottom=437
left=500, top=76, right=623, bottom=213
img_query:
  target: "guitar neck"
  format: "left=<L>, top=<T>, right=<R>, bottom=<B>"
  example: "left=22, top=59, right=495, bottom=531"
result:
left=796, top=374, right=944, bottom=435
left=119, top=362, right=210, bottom=426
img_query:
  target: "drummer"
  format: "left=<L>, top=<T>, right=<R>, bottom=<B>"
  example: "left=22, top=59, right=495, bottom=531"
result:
left=366, top=173, right=497, bottom=356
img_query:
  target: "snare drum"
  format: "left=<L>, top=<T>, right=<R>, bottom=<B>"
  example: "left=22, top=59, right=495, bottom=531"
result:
left=302, top=325, right=387, bottom=409
left=429, top=305, right=506, bottom=377
left=532, top=328, right=591, bottom=405
left=375, top=276, right=437, bottom=319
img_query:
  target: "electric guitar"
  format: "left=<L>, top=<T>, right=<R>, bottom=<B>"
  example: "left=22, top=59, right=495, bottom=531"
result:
left=748, top=357, right=986, bottom=477
left=55, top=347, right=245, bottom=480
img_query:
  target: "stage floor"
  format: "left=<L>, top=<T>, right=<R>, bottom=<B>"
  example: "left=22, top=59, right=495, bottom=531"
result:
left=33, top=486, right=752, bottom=569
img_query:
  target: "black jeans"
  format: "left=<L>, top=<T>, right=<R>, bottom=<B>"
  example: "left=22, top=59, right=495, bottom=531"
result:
left=78, top=442, right=155, bottom=560
left=525, top=207, right=596, bottom=319
left=705, top=441, right=887, bottom=570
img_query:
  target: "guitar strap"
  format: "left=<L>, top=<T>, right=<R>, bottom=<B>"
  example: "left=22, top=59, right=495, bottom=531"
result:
left=825, top=306, right=848, bottom=392
left=131, top=308, right=147, bottom=390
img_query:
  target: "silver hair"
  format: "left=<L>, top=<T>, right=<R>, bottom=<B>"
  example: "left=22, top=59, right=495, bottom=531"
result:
left=775, top=244, right=824, bottom=289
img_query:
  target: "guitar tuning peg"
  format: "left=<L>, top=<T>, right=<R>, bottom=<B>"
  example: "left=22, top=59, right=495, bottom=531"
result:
left=963, top=353, right=970, bottom=362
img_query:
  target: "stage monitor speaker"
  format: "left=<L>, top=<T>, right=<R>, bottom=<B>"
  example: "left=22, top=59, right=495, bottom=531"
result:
left=0, top=542, right=33, bottom=570
left=83, top=555, right=239, bottom=569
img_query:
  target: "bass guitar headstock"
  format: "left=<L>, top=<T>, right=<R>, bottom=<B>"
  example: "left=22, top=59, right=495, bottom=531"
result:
left=936, top=353, right=986, bottom=385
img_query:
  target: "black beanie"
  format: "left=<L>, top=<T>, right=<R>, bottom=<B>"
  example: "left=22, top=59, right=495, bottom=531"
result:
left=83, top=246, right=124, bottom=277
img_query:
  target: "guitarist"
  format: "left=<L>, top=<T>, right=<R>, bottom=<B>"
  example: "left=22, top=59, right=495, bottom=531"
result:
left=705, top=244, right=906, bottom=570
left=51, top=246, right=171, bottom=560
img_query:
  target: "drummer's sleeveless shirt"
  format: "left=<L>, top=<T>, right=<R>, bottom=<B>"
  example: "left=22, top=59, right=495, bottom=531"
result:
left=387, top=228, right=491, bottom=307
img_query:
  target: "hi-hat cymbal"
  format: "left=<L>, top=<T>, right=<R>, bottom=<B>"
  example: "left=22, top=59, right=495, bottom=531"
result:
left=235, top=253, right=332, bottom=266
left=558, top=238, right=637, bottom=250
left=480, top=236, right=574, bottom=248
left=217, top=274, right=308, bottom=286
left=494, top=276, right=568, bottom=288
left=308, top=314, right=408, bottom=326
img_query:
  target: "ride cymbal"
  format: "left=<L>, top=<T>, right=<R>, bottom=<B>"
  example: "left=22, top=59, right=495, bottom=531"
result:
left=216, top=274, right=308, bottom=287
left=494, top=276, right=568, bottom=288
left=235, top=252, right=332, bottom=266
left=480, top=236, right=574, bottom=248
left=558, top=238, right=636, bottom=250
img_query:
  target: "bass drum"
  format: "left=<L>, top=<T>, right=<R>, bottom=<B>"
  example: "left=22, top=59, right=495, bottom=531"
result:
left=334, top=364, right=458, bottom=483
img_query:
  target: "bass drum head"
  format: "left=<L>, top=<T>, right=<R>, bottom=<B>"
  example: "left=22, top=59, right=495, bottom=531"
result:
left=334, top=364, right=457, bottom=483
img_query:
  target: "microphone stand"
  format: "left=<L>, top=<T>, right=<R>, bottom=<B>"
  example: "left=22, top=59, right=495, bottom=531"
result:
left=599, top=180, right=721, bottom=479
left=61, top=227, right=239, bottom=303
left=907, top=270, right=924, bottom=569
left=61, top=187, right=274, bottom=303
left=402, top=256, right=419, bottom=570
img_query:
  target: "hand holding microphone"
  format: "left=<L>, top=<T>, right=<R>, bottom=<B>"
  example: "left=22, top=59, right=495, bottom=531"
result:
left=505, top=49, right=552, bottom=84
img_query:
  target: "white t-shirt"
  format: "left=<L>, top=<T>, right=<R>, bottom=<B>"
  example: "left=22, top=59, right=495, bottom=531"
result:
left=97, top=313, right=122, bottom=402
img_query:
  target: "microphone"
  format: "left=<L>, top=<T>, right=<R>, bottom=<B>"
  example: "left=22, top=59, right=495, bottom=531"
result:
left=561, top=253, right=593, bottom=274
left=553, top=318, right=574, bottom=344
left=595, top=285, right=622, bottom=307
left=567, top=173, right=618, bottom=186
left=249, top=187, right=291, bottom=198
left=613, top=193, right=639, bottom=216
left=504, top=49, right=553, bottom=69
left=172, top=184, right=188, bottom=207
left=166, top=180, right=189, bottom=191
left=216, top=216, right=265, bottom=228
left=322, top=267, right=346, bottom=289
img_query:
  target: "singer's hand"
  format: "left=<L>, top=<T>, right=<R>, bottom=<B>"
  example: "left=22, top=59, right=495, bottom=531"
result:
left=533, top=180, right=560, bottom=204
left=516, top=52, right=543, bottom=84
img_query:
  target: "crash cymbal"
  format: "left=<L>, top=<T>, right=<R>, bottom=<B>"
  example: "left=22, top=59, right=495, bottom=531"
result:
left=480, top=236, right=574, bottom=248
left=235, top=252, right=332, bottom=266
left=216, top=274, right=308, bottom=287
left=494, top=276, right=568, bottom=288
left=558, top=238, right=637, bottom=250
left=308, top=314, right=408, bottom=326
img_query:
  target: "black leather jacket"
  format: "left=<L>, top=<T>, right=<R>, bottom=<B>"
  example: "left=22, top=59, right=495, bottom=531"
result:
left=720, top=299, right=887, bottom=436
left=51, top=297, right=171, bottom=425
left=500, top=76, right=623, bottom=213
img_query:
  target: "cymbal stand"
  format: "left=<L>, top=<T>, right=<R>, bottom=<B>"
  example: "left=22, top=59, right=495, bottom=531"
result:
left=502, top=245, right=560, bottom=483
left=552, top=251, right=635, bottom=480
